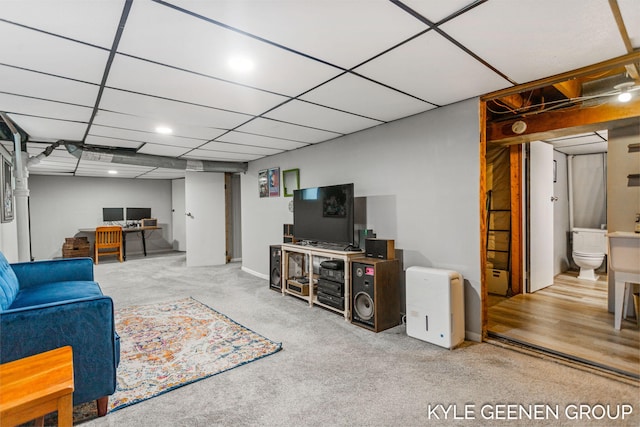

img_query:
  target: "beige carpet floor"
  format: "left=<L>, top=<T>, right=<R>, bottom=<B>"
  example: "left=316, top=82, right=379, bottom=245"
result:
left=82, top=252, right=639, bottom=426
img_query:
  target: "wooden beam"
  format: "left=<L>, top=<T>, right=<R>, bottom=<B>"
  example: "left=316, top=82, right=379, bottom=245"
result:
left=487, top=96, right=640, bottom=144
left=608, top=0, right=640, bottom=79
left=509, top=145, right=522, bottom=295
left=482, top=52, right=640, bottom=101
left=553, top=79, right=581, bottom=99
left=479, top=100, right=488, bottom=340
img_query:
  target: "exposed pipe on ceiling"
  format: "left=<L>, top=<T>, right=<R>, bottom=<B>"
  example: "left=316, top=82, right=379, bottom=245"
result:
left=64, top=143, right=248, bottom=174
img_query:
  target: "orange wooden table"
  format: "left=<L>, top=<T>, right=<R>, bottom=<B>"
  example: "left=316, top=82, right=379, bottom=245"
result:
left=0, top=346, right=74, bottom=427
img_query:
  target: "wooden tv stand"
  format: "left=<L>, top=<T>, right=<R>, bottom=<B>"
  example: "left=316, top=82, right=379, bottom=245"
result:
left=280, top=243, right=364, bottom=320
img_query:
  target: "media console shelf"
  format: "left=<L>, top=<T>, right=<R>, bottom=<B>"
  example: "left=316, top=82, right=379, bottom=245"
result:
left=281, top=243, right=364, bottom=320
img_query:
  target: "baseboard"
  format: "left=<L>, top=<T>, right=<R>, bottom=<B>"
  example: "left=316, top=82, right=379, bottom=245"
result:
left=242, top=265, right=268, bottom=281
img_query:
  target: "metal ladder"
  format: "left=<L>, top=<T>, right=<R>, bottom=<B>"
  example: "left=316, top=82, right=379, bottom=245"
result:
left=486, top=190, right=513, bottom=296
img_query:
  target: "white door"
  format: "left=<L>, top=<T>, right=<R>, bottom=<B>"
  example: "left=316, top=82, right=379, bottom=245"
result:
left=185, top=171, right=226, bottom=267
left=529, top=141, right=555, bottom=292
left=171, top=178, right=186, bottom=251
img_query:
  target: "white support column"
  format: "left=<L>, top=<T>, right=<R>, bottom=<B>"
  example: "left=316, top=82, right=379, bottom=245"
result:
left=13, top=150, right=30, bottom=262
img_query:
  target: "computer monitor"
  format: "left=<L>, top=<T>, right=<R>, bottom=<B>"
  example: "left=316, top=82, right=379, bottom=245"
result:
left=103, top=207, right=124, bottom=222
left=126, top=207, right=151, bottom=221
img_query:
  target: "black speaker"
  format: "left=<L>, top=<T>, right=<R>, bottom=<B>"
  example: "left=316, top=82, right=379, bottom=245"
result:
left=365, top=239, right=395, bottom=260
left=351, top=259, right=400, bottom=332
left=269, top=245, right=282, bottom=291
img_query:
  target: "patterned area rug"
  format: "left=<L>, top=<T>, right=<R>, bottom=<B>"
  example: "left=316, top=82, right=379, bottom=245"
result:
left=68, top=297, right=282, bottom=422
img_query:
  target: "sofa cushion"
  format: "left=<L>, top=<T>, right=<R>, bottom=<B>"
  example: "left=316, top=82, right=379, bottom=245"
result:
left=9, top=281, right=104, bottom=310
left=0, top=252, right=20, bottom=311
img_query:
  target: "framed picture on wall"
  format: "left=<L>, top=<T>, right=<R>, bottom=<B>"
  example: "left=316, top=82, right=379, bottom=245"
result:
left=268, top=167, right=280, bottom=197
left=258, top=169, right=269, bottom=198
left=1, top=158, right=14, bottom=223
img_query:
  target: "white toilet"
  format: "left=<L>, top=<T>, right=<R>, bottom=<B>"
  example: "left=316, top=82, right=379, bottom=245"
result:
left=572, top=228, right=607, bottom=281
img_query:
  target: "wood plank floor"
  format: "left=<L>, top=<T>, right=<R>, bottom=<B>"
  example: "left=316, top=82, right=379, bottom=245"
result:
left=487, top=271, right=640, bottom=378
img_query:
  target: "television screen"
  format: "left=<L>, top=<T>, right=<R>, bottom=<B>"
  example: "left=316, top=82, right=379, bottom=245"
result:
left=293, top=183, right=354, bottom=246
left=103, top=207, right=124, bottom=222
left=126, top=207, right=151, bottom=221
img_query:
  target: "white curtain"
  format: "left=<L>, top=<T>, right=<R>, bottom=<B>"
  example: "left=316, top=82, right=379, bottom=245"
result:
left=572, top=153, right=606, bottom=229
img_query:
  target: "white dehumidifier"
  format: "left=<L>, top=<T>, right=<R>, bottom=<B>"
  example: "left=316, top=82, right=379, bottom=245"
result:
left=405, top=266, right=465, bottom=349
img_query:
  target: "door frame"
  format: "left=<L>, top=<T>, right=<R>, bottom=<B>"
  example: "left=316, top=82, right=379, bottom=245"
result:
left=479, top=52, right=640, bottom=339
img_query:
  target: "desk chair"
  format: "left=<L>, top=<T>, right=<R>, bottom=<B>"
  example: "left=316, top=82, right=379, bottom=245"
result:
left=94, top=226, right=123, bottom=264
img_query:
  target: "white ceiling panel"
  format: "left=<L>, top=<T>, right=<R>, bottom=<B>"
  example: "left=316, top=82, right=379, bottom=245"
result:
left=0, top=65, right=99, bottom=106
left=355, top=31, right=511, bottom=106
left=107, top=55, right=288, bottom=115
left=440, top=0, right=628, bottom=84
left=8, top=114, right=87, bottom=141
left=97, top=89, right=251, bottom=132
left=236, top=118, right=341, bottom=144
left=300, top=73, right=435, bottom=122
left=89, top=125, right=205, bottom=149
left=264, top=100, right=382, bottom=134
left=216, top=131, right=308, bottom=151
left=197, top=141, right=283, bottom=156
left=619, top=0, right=640, bottom=48
left=401, top=0, right=479, bottom=23
left=0, top=93, right=92, bottom=122
left=74, top=159, right=156, bottom=178
left=118, top=0, right=342, bottom=96
left=1, top=0, right=125, bottom=48
left=26, top=145, right=78, bottom=175
left=0, top=21, right=109, bottom=83
left=167, top=0, right=427, bottom=69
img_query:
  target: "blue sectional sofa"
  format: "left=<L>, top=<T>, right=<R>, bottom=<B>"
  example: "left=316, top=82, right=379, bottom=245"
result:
left=0, top=251, right=120, bottom=416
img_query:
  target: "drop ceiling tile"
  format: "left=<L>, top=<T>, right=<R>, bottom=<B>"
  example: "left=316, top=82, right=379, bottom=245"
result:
left=97, top=89, right=251, bottom=132
left=545, top=133, right=605, bottom=144
left=217, top=131, right=308, bottom=150
left=107, top=55, right=289, bottom=115
left=1, top=0, right=125, bottom=48
left=401, top=0, right=480, bottom=23
left=198, top=141, right=282, bottom=156
left=75, top=159, right=155, bottom=178
left=26, top=145, right=78, bottom=175
left=0, top=93, right=92, bottom=122
left=89, top=125, right=206, bottom=149
left=236, top=118, right=341, bottom=143
left=556, top=142, right=608, bottom=155
left=167, top=0, right=427, bottom=69
left=440, top=0, right=627, bottom=84
left=264, top=100, right=382, bottom=134
left=355, top=31, right=511, bottom=105
left=8, top=114, right=88, bottom=141
left=619, top=0, right=640, bottom=48
left=118, top=0, right=342, bottom=96
left=0, top=65, right=99, bottom=106
left=300, top=73, right=435, bottom=122
left=0, top=21, right=109, bottom=83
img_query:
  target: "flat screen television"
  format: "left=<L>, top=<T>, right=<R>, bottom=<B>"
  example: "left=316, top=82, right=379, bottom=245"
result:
left=126, top=207, right=151, bottom=221
left=102, top=207, right=124, bottom=222
left=293, top=183, right=355, bottom=247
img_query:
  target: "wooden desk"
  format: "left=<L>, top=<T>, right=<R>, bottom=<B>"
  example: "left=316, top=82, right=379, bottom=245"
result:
left=0, top=346, right=74, bottom=427
left=80, top=226, right=161, bottom=261
left=122, top=226, right=161, bottom=260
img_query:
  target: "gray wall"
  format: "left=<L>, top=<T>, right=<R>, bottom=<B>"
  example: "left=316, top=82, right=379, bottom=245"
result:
left=607, top=123, right=640, bottom=232
left=240, top=99, right=483, bottom=340
left=28, top=175, right=173, bottom=260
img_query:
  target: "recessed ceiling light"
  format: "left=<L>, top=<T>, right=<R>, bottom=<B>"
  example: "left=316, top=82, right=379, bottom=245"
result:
left=155, top=126, right=173, bottom=134
left=108, top=170, right=118, bottom=175
left=614, top=82, right=634, bottom=103
left=228, top=56, right=254, bottom=73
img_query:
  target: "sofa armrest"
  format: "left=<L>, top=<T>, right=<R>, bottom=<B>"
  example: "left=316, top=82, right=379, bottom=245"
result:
left=0, top=296, right=119, bottom=405
left=11, top=257, right=94, bottom=289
